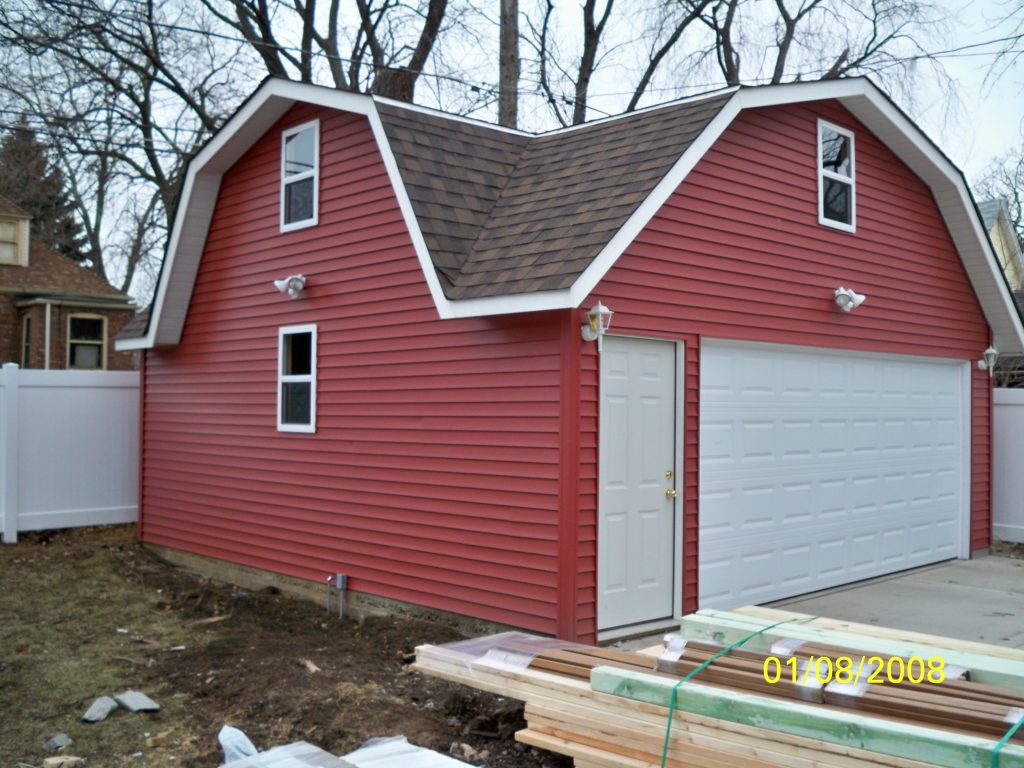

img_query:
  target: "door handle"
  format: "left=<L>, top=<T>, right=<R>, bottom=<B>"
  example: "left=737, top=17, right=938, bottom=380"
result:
left=665, top=488, right=677, bottom=499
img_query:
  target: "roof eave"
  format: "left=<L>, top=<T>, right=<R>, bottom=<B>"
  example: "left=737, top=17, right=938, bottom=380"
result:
left=135, top=77, right=1024, bottom=358
left=824, top=82, right=1024, bottom=355
left=133, top=79, right=452, bottom=347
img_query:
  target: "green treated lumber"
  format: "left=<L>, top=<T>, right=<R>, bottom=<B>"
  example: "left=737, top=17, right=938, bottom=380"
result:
left=733, top=607, right=1024, bottom=663
left=590, top=665, right=1024, bottom=768
left=680, top=611, right=1024, bottom=693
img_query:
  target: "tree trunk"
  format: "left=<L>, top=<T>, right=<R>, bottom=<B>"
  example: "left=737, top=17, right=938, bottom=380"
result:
left=499, top=0, right=518, bottom=128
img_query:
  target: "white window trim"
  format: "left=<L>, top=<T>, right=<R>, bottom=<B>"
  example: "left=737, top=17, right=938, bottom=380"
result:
left=280, top=119, right=320, bottom=233
left=66, top=313, right=107, bottom=370
left=277, top=323, right=317, bottom=433
left=0, top=216, right=29, bottom=266
left=817, top=119, right=856, bottom=233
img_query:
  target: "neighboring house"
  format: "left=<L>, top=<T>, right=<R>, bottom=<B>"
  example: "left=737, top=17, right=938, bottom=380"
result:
left=116, top=77, right=1024, bottom=643
left=978, top=198, right=1024, bottom=291
left=0, top=198, right=136, bottom=370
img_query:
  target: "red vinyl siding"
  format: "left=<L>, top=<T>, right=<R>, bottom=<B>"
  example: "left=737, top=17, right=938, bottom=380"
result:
left=578, top=100, right=991, bottom=638
left=141, top=105, right=564, bottom=633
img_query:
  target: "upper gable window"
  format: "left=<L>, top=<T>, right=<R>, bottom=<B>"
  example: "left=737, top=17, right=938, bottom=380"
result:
left=818, top=120, right=855, bottom=232
left=281, top=120, right=319, bottom=231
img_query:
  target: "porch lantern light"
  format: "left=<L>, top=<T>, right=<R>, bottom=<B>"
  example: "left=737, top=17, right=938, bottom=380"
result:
left=978, top=346, right=999, bottom=377
left=273, top=274, right=307, bottom=299
left=833, top=286, right=866, bottom=313
left=580, top=301, right=614, bottom=352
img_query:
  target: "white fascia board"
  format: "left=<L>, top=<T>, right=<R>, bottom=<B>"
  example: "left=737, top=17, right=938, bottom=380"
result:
left=443, top=288, right=575, bottom=318
left=115, top=336, right=150, bottom=351
left=449, top=78, right=1024, bottom=354
left=439, top=93, right=747, bottom=318
left=363, top=107, right=457, bottom=320
left=567, top=97, right=744, bottom=307
left=128, top=76, right=1024, bottom=353
left=832, top=85, right=1024, bottom=354
left=132, top=80, right=448, bottom=346
left=442, top=83, right=866, bottom=316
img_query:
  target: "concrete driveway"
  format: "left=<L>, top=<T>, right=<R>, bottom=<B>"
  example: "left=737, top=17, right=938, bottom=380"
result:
left=774, top=555, right=1024, bottom=649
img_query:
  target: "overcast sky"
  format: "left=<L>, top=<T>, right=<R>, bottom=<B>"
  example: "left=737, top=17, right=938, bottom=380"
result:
left=914, top=0, right=1023, bottom=181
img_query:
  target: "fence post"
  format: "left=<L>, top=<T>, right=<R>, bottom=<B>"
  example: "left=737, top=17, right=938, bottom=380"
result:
left=1, top=363, right=19, bottom=543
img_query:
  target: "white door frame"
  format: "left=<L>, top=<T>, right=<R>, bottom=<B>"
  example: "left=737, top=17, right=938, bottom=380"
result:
left=959, top=361, right=972, bottom=560
left=596, top=334, right=685, bottom=641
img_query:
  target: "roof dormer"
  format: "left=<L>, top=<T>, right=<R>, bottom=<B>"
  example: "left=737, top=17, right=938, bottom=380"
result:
left=0, top=198, right=30, bottom=267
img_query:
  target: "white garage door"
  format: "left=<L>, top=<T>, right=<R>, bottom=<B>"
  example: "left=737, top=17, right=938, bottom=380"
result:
left=699, top=340, right=966, bottom=609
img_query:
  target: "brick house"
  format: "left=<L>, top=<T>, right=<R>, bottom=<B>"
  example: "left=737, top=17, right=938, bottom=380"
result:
left=0, top=198, right=137, bottom=370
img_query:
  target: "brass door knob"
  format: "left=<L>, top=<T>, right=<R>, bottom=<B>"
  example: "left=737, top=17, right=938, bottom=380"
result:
left=665, top=488, right=678, bottom=499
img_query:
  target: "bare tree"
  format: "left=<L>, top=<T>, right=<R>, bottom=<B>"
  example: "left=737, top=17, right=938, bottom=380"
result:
left=499, top=0, right=518, bottom=127
left=697, top=0, right=945, bottom=92
left=525, top=0, right=711, bottom=127
left=202, top=0, right=450, bottom=101
left=0, top=0, right=247, bottom=294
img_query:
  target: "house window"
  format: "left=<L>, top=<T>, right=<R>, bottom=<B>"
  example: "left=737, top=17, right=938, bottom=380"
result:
left=21, top=316, right=31, bottom=368
left=278, top=324, right=317, bottom=433
left=280, top=120, right=319, bottom=231
left=0, top=217, right=20, bottom=264
left=818, top=120, right=855, bottom=232
left=67, top=315, right=106, bottom=369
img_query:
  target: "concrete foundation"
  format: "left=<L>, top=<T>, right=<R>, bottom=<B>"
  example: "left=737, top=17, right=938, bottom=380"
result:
left=147, top=543, right=521, bottom=639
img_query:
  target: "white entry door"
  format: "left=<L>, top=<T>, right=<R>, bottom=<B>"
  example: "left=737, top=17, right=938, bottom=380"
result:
left=598, top=336, right=679, bottom=632
left=699, top=340, right=966, bottom=609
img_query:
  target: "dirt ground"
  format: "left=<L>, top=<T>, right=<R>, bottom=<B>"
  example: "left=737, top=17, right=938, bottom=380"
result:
left=0, top=525, right=572, bottom=768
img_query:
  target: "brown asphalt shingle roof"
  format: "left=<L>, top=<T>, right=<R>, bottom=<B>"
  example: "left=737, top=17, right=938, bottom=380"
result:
left=377, top=92, right=732, bottom=299
left=0, top=196, right=29, bottom=218
left=116, top=307, right=150, bottom=340
left=1, top=240, right=130, bottom=300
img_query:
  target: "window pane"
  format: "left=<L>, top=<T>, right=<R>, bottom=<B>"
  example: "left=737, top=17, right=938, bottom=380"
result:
left=284, top=178, right=314, bottom=224
left=284, top=127, right=315, bottom=176
left=71, top=317, right=104, bottom=341
left=284, top=332, right=312, bottom=375
left=0, top=221, right=16, bottom=242
left=821, top=129, right=851, bottom=177
left=282, top=381, right=311, bottom=424
left=0, top=242, right=14, bottom=262
left=823, top=177, right=852, bottom=224
left=71, top=344, right=101, bottom=369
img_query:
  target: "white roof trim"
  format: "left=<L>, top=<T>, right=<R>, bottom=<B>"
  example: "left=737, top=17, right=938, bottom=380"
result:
left=121, top=77, right=1024, bottom=355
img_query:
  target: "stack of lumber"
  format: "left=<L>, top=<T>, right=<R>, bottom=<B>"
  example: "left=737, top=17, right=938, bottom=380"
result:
left=414, top=609, right=1024, bottom=768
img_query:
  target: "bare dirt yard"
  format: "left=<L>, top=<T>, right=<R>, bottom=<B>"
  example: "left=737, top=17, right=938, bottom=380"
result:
left=0, top=525, right=572, bottom=768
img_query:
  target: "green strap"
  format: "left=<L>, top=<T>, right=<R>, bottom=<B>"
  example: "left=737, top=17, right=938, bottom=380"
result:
left=992, top=709, right=1024, bottom=768
left=659, top=616, right=817, bottom=768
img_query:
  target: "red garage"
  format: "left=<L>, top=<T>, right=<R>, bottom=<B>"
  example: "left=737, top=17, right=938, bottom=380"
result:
left=118, top=77, right=1023, bottom=643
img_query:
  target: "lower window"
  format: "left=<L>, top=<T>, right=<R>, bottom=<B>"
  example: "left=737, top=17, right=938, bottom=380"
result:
left=68, top=315, right=106, bottom=369
left=278, top=324, right=317, bottom=432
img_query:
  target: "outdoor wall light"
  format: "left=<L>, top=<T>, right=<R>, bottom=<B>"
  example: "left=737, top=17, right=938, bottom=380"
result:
left=273, top=274, right=307, bottom=299
left=834, top=286, right=866, bottom=313
left=580, top=301, right=614, bottom=352
left=978, top=346, right=999, bottom=377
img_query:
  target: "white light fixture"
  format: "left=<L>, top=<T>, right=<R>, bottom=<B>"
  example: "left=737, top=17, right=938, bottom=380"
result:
left=833, top=286, right=866, bottom=312
left=274, top=274, right=307, bottom=299
left=580, top=301, right=614, bottom=352
left=978, top=345, right=999, bottom=377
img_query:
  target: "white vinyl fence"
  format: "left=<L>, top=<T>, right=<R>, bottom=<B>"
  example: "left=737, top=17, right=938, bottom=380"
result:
left=1, top=363, right=139, bottom=543
left=995, top=388, right=1024, bottom=543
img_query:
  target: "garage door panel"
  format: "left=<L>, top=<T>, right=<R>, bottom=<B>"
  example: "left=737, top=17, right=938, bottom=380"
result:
left=699, top=341, right=964, bottom=609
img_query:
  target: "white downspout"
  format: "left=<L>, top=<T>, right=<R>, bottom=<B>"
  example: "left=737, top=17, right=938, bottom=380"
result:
left=44, top=302, right=51, bottom=370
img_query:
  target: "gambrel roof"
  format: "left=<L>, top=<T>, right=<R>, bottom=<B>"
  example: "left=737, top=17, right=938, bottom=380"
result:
left=377, top=94, right=730, bottom=298
left=118, top=77, right=1024, bottom=354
